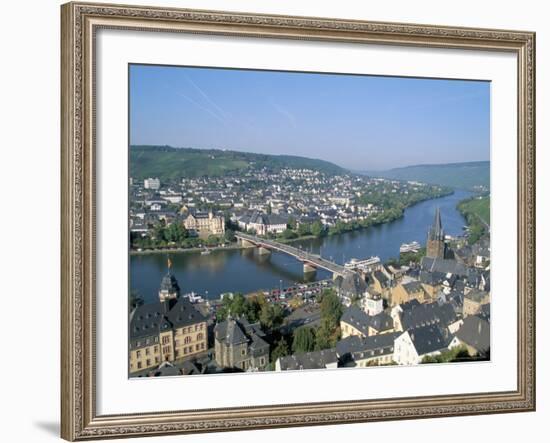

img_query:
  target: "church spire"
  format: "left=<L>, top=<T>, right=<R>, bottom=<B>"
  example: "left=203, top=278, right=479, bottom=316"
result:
left=433, top=207, right=442, bottom=237
left=426, top=207, right=446, bottom=259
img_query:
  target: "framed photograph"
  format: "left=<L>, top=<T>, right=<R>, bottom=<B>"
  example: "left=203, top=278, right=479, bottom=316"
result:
left=61, top=2, right=536, bottom=440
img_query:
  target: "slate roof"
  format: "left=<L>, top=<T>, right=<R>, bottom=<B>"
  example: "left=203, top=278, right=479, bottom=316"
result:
left=336, top=333, right=399, bottom=362
left=402, top=280, right=425, bottom=295
left=278, top=349, right=338, bottom=371
left=369, top=312, right=394, bottom=332
left=341, top=306, right=371, bottom=336
left=400, top=299, right=421, bottom=312
left=130, top=297, right=207, bottom=342
left=337, top=272, right=367, bottom=296
left=150, top=362, right=181, bottom=377
left=421, top=257, right=468, bottom=277
left=407, top=324, right=454, bottom=356
left=214, top=316, right=269, bottom=355
left=373, top=270, right=390, bottom=288
left=247, top=211, right=288, bottom=226
left=456, top=315, right=490, bottom=355
left=340, top=306, right=393, bottom=335
left=400, top=302, right=458, bottom=331
left=160, top=272, right=181, bottom=296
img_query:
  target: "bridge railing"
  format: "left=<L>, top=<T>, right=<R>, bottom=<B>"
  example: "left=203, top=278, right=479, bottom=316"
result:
left=235, top=232, right=346, bottom=274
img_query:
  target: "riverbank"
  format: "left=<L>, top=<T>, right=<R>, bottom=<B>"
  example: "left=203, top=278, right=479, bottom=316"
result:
left=131, top=189, right=471, bottom=303
left=130, top=243, right=246, bottom=256
left=130, top=191, right=455, bottom=256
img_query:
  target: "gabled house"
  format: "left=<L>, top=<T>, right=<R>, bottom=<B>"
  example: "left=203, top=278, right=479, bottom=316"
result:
left=340, top=305, right=394, bottom=339
left=214, top=315, right=269, bottom=371
left=393, top=324, right=461, bottom=365
left=336, top=332, right=399, bottom=367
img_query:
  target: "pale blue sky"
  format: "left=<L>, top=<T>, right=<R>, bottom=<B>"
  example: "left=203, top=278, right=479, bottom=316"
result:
left=130, top=64, right=490, bottom=170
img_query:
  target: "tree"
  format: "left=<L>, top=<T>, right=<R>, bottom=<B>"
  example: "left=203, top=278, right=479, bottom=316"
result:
left=311, top=221, right=325, bottom=238
left=271, top=338, right=289, bottom=363
left=319, top=289, right=343, bottom=331
left=281, top=228, right=298, bottom=240
left=206, top=234, right=220, bottom=246
left=165, top=222, right=188, bottom=243
left=224, top=228, right=236, bottom=243
left=314, top=318, right=339, bottom=350
left=292, top=327, right=316, bottom=353
left=288, top=216, right=297, bottom=230
left=297, top=222, right=311, bottom=236
left=259, top=303, right=284, bottom=331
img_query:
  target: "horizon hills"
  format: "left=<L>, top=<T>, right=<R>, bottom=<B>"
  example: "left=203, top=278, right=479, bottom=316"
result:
left=130, top=145, right=489, bottom=190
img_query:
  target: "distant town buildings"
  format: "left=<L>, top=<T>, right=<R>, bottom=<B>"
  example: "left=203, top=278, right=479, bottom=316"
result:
left=236, top=211, right=288, bottom=235
left=144, top=177, right=161, bottom=190
left=183, top=211, right=225, bottom=238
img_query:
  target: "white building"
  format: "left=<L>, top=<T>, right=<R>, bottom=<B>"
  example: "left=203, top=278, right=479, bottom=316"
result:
left=393, top=325, right=461, bottom=365
left=363, top=293, right=384, bottom=316
left=144, top=177, right=160, bottom=190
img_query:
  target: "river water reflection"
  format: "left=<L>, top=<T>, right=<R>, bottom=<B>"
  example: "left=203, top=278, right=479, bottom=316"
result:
left=131, top=189, right=471, bottom=303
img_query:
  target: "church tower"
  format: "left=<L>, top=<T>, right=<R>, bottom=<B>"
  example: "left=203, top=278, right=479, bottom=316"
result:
left=158, top=258, right=181, bottom=302
left=426, top=207, right=446, bottom=259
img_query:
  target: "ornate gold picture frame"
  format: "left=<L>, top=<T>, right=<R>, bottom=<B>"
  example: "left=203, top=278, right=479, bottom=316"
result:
left=61, top=2, right=535, bottom=440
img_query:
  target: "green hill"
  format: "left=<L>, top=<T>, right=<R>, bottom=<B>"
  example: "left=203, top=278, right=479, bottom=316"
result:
left=130, top=145, right=346, bottom=180
left=365, top=161, right=490, bottom=190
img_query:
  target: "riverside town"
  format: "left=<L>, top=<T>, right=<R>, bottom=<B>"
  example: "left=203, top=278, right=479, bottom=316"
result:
left=128, top=65, right=491, bottom=378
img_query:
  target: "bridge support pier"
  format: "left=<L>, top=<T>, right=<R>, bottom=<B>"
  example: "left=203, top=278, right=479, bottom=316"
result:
left=258, top=246, right=271, bottom=255
left=239, top=239, right=256, bottom=248
left=303, top=263, right=317, bottom=274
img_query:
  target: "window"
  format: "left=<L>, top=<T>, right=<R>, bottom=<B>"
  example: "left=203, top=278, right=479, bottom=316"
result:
left=154, top=345, right=158, bottom=353
left=260, top=357, right=265, bottom=366
left=146, top=359, right=151, bottom=366
left=175, top=349, right=179, bottom=357
left=241, top=348, right=246, bottom=356
left=137, top=362, right=142, bottom=369
left=195, top=344, right=200, bottom=351
left=201, top=342, right=205, bottom=350
left=145, top=348, right=150, bottom=355
left=155, top=357, right=159, bottom=363
left=136, top=350, right=141, bottom=358
left=197, top=333, right=204, bottom=341
left=162, top=335, right=170, bottom=345
left=183, top=347, right=188, bottom=355
left=184, top=336, right=191, bottom=344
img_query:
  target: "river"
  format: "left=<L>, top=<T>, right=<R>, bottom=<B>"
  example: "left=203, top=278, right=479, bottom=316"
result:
left=130, top=189, right=472, bottom=303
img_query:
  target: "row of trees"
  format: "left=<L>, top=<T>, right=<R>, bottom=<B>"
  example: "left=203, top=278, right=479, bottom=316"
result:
left=131, top=219, right=236, bottom=250
left=215, top=293, right=285, bottom=332
left=457, top=196, right=490, bottom=245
